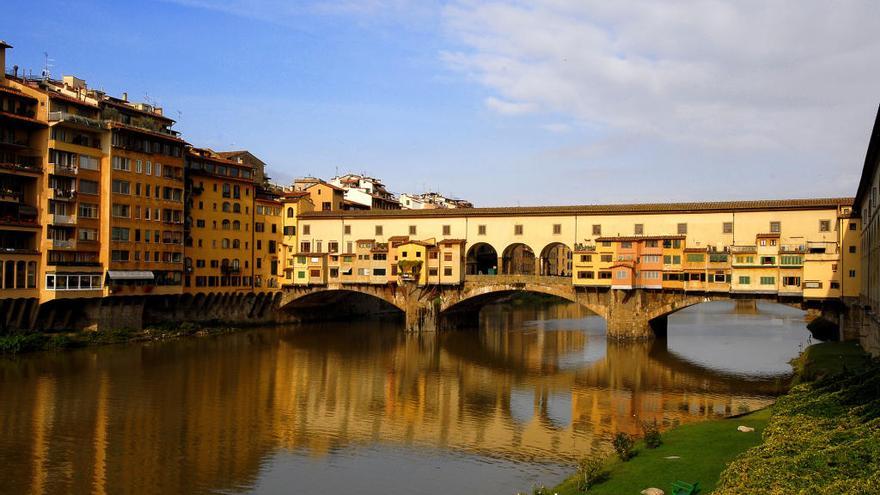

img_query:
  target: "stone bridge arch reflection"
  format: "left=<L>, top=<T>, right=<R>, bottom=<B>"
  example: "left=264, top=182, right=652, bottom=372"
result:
left=0, top=309, right=793, bottom=494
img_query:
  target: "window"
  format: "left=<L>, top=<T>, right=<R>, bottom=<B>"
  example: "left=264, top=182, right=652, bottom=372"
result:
left=409, top=225, right=417, bottom=235
left=769, top=221, right=781, bottom=233
left=79, top=179, right=99, bottom=195
left=819, top=220, right=831, bottom=232
left=110, top=227, right=130, bottom=241
left=328, top=241, right=339, bottom=253
left=849, top=222, right=857, bottom=230
left=738, top=276, right=751, bottom=285
left=344, top=225, right=351, bottom=235
left=514, top=224, right=523, bottom=235
left=677, top=223, right=687, bottom=235
left=849, top=246, right=856, bottom=253
left=79, top=155, right=99, bottom=170
left=723, top=222, right=733, bottom=234
left=831, top=281, right=841, bottom=289
left=78, top=228, right=98, bottom=241
left=782, top=276, right=801, bottom=287
left=112, top=156, right=130, bottom=171
left=428, top=268, right=439, bottom=277
left=621, top=241, right=632, bottom=248
left=78, top=203, right=98, bottom=219
left=616, top=270, right=628, bottom=279
left=553, top=224, right=562, bottom=235
left=443, top=252, right=453, bottom=262
left=374, top=268, right=387, bottom=276
left=592, top=224, right=601, bottom=236
left=634, top=224, right=643, bottom=235
left=111, top=203, right=130, bottom=218
left=111, top=179, right=130, bottom=194
left=663, top=255, right=681, bottom=264
left=760, top=256, right=775, bottom=265
left=440, top=225, right=451, bottom=236
left=598, top=271, right=612, bottom=279
left=580, top=254, right=592, bottom=262
left=375, top=225, right=383, bottom=236
left=641, top=255, right=660, bottom=263
left=577, top=271, right=594, bottom=279
left=686, top=253, right=704, bottom=263
left=478, top=225, right=486, bottom=235
left=600, top=254, right=613, bottom=262
left=111, top=250, right=129, bottom=262
left=443, top=267, right=453, bottom=276
left=849, top=269, right=856, bottom=278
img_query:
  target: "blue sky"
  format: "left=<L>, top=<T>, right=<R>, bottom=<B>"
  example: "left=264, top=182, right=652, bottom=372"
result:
left=4, top=0, right=879, bottom=206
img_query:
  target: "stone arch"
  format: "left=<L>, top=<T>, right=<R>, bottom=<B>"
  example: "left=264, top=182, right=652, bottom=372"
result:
left=539, top=242, right=572, bottom=277
left=282, top=288, right=405, bottom=313
left=440, top=283, right=606, bottom=318
left=501, top=243, right=537, bottom=275
left=465, top=242, right=499, bottom=275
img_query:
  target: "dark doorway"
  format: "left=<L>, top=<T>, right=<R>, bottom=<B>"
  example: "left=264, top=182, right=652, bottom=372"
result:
left=466, top=243, right=498, bottom=275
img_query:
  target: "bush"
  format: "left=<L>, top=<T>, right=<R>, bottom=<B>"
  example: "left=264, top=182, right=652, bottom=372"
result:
left=531, top=485, right=552, bottom=495
left=641, top=419, right=662, bottom=449
left=576, top=456, right=608, bottom=492
left=613, top=432, right=635, bottom=461
left=0, top=333, right=47, bottom=354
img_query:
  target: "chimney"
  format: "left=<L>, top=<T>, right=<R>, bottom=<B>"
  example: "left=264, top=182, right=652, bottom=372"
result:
left=0, top=40, right=11, bottom=82
left=122, top=92, right=128, bottom=102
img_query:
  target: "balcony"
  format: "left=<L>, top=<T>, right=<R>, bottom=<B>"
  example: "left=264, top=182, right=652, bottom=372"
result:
left=780, top=244, right=806, bottom=254
left=49, top=188, right=77, bottom=201
left=49, top=163, right=78, bottom=176
left=0, top=154, right=42, bottom=174
left=49, top=213, right=77, bottom=225
left=49, top=239, right=76, bottom=249
left=0, top=190, right=22, bottom=203
left=731, top=245, right=757, bottom=253
left=48, top=111, right=106, bottom=131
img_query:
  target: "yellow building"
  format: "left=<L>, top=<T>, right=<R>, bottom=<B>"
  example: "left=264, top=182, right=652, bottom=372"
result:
left=184, top=148, right=255, bottom=292
left=280, top=191, right=313, bottom=285
left=0, top=57, right=42, bottom=299
left=397, top=240, right=431, bottom=285
left=254, top=190, right=283, bottom=291
left=102, top=95, right=186, bottom=295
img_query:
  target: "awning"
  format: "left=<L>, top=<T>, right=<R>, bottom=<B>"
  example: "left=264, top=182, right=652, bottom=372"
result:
left=106, top=270, right=154, bottom=280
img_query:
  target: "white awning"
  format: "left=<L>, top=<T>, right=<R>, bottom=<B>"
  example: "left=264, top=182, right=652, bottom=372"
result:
left=107, top=270, right=154, bottom=280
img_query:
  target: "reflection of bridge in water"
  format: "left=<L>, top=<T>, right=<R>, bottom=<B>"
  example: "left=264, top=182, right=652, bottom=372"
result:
left=0, top=310, right=788, bottom=493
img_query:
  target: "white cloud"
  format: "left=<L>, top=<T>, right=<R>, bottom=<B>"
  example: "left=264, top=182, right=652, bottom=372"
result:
left=442, top=0, right=880, bottom=157
left=484, top=96, right=537, bottom=115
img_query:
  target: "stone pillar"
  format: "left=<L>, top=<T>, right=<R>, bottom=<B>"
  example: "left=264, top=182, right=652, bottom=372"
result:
left=404, top=300, right=438, bottom=333
left=604, top=289, right=663, bottom=340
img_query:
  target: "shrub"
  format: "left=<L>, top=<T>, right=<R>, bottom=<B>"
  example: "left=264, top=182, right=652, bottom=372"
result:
left=0, top=333, right=47, bottom=354
left=613, top=432, right=635, bottom=461
left=576, top=456, right=608, bottom=492
left=641, top=419, right=662, bottom=449
left=531, top=484, right=552, bottom=495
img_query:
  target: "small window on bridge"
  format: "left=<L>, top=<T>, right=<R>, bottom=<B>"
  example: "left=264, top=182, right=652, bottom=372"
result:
left=592, top=224, right=601, bottom=235
left=634, top=224, right=643, bottom=235
left=409, top=225, right=417, bottom=235
left=443, top=225, right=451, bottom=236
left=770, top=221, right=781, bottom=233
left=677, top=223, right=688, bottom=235
left=478, top=225, right=486, bottom=235
left=514, top=225, right=523, bottom=235
left=344, top=225, right=351, bottom=235
left=723, top=222, right=733, bottom=234
left=819, top=220, right=830, bottom=232
left=553, top=224, right=561, bottom=235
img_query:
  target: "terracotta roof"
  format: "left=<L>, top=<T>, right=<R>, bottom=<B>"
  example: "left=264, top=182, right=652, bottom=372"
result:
left=438, top=238, right=466, bottom=245
left=299, top=197, right=853, bottom=220
left=103, top=98, right=175, bottom=123
left=756, top=232, right=781, bottom=238
left=355, top=239, right=375, bottom=243
left=46, top=90, right=100, bottom=109
left=110, top=121, right=185, bottom=143
left=387, top=235, right=410, bottom=241
left=595, top=235, right=686, bottom=242
left=0, top=84, right=37, bottom=101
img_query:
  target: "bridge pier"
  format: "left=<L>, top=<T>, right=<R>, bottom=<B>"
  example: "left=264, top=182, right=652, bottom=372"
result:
left=604, top=289, right=669, bottom=340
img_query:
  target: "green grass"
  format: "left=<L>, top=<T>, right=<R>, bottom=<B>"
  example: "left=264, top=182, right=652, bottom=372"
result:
left=553, top=408, right=771, bottom=495
left=791, top=341, right=871, bottom=382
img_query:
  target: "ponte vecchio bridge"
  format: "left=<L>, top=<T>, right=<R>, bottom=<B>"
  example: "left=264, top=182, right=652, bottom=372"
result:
left=280, top=197, right=860, bottom=340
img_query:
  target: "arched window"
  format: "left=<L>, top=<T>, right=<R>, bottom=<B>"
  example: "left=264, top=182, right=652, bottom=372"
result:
left=221, top=258, right=229, bottom=267
left=232, top=220, right=241, bottom=231
left=222, top=202, right=231, bottom=213
left=287, top=207, right=294, bottom=218
left=222, top=183, right=231, bottom=197
left=233, top=203, right=241, bottom=213
left=4, top=260, right=14, bottom=288
left=222, top=219, right=230, bottom=230
left=232, top=259, right=240, bottom=270
left=15, top=261, right=25, bottom=289
left=26, top=261, right=36, bottom=288
left=222, top=238, right=230, bottom=249
left=232, top=239, right=240, bottom=249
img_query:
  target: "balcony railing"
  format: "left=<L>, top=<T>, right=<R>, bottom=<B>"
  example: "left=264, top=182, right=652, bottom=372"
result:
left=50, top=239, right=75, bottom=249
left=48, top=111, right=106, bottom=131
left=49, top=163, right=78, bottom=176
left=731, top=245, right=757, bottom=253
left=49, top=213, right=77, bottom=225
left=0, top=154, right=42, bottom=173
left=50, top=188, right=76, bottom=201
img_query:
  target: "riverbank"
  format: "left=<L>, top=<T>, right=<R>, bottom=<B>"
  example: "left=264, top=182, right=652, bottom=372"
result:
left=550, top=409, right=771, bottom=495
left=551, top=341, right=876, bottom=495
left=0, top=322, right=253, bottom=355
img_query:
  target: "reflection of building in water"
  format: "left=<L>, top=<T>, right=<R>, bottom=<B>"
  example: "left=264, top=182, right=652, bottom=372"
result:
left=0, top=315, right=783, bottom=493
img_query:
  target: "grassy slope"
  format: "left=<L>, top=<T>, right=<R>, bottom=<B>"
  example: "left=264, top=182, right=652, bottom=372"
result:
left=553, top=408, right=771, bottom=495
left=791, top=341, right=870, bottom=382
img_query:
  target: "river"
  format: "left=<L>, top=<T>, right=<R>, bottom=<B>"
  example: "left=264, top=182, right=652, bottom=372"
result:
left=0, top=300, right=811, bottom=494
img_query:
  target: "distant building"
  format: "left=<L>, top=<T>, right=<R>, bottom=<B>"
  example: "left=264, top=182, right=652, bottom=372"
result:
left=854, top=105, right=880, bottom=354
left=329, top=173, right=400, bottom=210
left=400, top=192, right=473, bottom=210
left=216, top=150, right=270, bottom=188
left=291, top=177, right=345, bottom=212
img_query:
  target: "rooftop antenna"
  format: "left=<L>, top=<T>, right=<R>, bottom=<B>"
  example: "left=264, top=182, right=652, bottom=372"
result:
left=41, top=52, right=53, bottom=81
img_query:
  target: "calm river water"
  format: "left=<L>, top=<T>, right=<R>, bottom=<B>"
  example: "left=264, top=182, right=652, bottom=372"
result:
left=0, top=300, right=811, bottom=494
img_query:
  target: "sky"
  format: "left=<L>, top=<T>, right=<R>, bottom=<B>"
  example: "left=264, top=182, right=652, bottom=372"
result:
left=3, top=0, right=879, bottom=206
